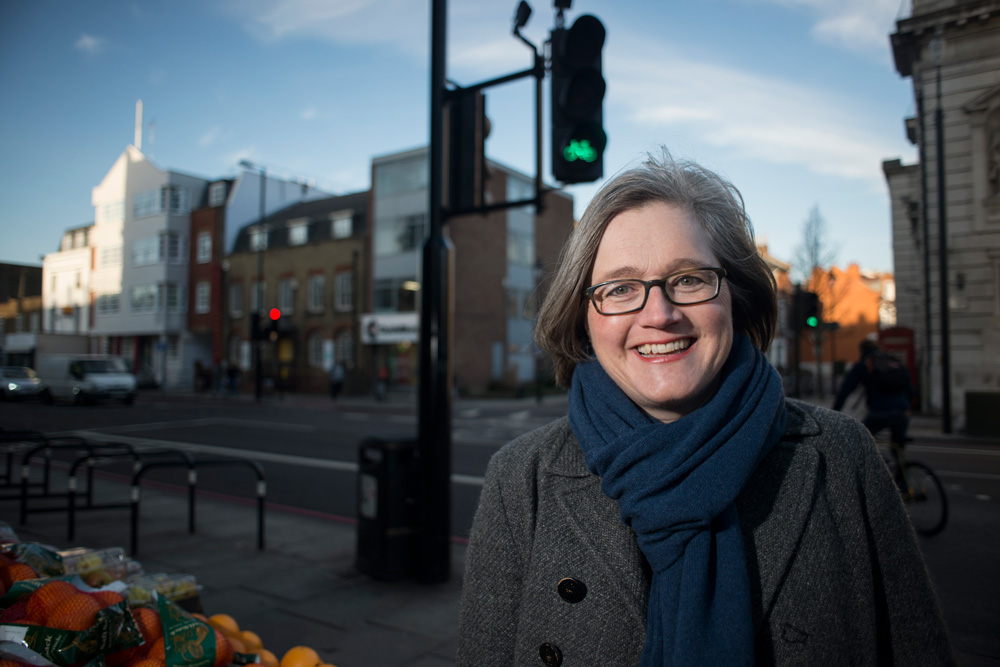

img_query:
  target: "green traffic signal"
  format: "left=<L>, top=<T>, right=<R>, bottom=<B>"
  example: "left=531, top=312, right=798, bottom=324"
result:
left=564, top=139, right=598, bottom=163
left=806, top=316, right=819, bottom=328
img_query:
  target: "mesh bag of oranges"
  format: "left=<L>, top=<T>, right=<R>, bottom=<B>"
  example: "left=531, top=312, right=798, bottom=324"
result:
left=0, top=576, right=144, bottom=666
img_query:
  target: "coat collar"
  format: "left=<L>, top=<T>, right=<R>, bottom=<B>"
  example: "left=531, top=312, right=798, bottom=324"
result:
left=543, top=400, right=822, bottom=630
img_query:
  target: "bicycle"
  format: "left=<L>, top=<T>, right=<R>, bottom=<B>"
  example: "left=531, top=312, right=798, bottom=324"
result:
left=879, top=438, right=949, bottom=536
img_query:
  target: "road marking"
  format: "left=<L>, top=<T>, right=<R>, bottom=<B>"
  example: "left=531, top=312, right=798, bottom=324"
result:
left=937, top=470, right=1000, bottom=481
left=65, top=429, right=487, bottom=487
left=909, top=445, right=1000, bottom=457
left=76, top=418, right=315, bottom=434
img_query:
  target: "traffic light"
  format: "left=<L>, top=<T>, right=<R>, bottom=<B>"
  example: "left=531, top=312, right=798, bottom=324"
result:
left=445, top=88, right=487, bottom=211
left=268, top=308, right=281, bottom=339
left=550, top=14, right=606, bottom=184
left=794, top=291, right=820, bottom=329
left=250, top=312, right=262, bottom=341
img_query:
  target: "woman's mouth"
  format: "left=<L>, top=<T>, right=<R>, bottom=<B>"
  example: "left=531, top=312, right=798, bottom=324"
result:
left=636, top=338, right=693, bottom=357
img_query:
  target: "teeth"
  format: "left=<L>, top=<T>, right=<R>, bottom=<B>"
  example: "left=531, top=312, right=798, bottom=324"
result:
left=637, top=339, right=692, bottom=356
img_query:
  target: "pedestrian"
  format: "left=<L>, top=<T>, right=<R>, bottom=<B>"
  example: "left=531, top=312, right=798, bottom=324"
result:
left=375, top=364, right=389, bottom=401
left=457, top=149, right=953, bottom=666
left=329, top=362, right=345, bottom=400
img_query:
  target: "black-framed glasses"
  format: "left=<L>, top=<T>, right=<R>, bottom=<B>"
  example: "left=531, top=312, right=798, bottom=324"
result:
left=584, top=267, right=727, bottom=315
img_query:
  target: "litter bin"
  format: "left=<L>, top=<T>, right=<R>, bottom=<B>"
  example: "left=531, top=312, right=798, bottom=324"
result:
left=356, top=436, right=419, bottom=580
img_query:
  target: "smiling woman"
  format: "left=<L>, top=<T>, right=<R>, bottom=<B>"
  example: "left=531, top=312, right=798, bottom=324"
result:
left=457, top=149, right=954, bottom=666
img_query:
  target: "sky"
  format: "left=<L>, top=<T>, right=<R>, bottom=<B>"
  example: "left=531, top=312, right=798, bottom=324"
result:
left=0, top=0, right=917, bottom=276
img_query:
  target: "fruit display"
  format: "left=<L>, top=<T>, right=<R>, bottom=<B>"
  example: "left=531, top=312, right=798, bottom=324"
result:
left=0, top=531, right=334, bottom=667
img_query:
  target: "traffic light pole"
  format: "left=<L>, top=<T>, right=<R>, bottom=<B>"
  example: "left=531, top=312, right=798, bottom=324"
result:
left=419, top=0, right=454, bottom=585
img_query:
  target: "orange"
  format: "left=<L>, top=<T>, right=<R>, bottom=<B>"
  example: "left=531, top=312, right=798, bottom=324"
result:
left=253, top=649, right=279, bottom=667
left=208, top=612, right=240, bottom=637
left=212, top=629, right=235, bottom=667
left=26, top=580, right=79, bottom=624
left=90, top=589, right=126, bottom=609
left=280, top=646, right=322, bottom=667
left=133, top=606, right=164, bottom=643
left=145, top=637, right=165, bottom=661
left=0, top=562, right=38, bottom=590
left=238, top=629, right=263, bottom=651
left=47, top=592, right=102, bottom=631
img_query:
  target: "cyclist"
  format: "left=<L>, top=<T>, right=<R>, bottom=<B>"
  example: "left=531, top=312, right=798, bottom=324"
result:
left=833, top=339, right=914, bottom=469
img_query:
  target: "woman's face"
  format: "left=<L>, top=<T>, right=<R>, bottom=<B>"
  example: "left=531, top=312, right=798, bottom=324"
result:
left=585, top=201, right=734, bottom=422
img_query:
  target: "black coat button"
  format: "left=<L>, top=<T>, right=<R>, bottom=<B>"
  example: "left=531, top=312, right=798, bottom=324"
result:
left=539, top=643, right=563, bottom=665
left=557, top=577, right=587, bottom=603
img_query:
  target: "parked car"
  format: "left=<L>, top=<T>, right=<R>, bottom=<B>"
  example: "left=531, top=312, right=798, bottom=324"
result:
left=35, top=354, right=137, bottom=405
left=0, top=366, right=46, bottom=400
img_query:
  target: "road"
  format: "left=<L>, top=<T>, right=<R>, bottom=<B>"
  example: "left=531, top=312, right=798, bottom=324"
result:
left=0, top=390, right=570, bottom=538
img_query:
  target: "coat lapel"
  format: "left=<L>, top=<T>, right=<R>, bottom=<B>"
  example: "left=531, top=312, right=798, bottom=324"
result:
left=737, top=400, right=821, bottom=629
left=547, top=432, right=649, bottom=626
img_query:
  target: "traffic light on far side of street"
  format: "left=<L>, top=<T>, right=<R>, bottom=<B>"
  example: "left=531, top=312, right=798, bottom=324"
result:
left=792, top=290, right=821, bottom=330
left=550, top=14, right=606, bottom=185
left=268, top=308, right=281, bottom=339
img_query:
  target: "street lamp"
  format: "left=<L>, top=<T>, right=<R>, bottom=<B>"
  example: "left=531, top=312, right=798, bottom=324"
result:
left=240, top=159, right=267, bottom=402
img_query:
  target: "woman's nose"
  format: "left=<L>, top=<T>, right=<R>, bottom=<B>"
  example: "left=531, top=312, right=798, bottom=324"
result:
left=636, top=285, right=683, bottom=326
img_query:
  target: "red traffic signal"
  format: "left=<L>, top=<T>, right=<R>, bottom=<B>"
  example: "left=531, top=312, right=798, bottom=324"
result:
left=269, top=308, right=281, bottom=321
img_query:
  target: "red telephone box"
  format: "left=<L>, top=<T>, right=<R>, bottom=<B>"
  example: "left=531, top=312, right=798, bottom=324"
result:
left=878, top=327, right=919, bottom=411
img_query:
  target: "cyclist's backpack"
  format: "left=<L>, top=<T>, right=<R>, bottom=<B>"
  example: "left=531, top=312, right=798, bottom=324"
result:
left=865, top=350, right=910, bottom=393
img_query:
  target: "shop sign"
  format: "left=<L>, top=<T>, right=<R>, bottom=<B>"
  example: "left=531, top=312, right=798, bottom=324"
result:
left=360, top=313, right=419, bottom=345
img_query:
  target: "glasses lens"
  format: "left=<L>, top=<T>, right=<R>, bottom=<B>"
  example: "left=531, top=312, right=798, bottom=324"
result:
left=593, top=280, right=646, bottom=314
left=668, top=269, right=720, bottom=304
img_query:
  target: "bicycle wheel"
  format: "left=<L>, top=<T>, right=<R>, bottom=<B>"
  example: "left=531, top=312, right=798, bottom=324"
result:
left=903, top=461, right=948, bottom=536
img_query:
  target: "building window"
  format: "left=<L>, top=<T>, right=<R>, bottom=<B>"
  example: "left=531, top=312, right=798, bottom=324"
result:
left=307, top=275, right=325, bottom=313
left=507, top=231, right=534, bottom=266
left=100, top=200, right=125, bottom=224
left=250, top=281, right=265, bottom=312
left=335, top=271, right=353, bottom=311
left=96, top=293, right=120, bottom=315
left=162, top=283, right=182, bottom=312
left=100, top=245, right=122, bottom=267
left=335, top=329, right=354, bottom=369
left=278, top=279, right=297, bottom=314
left=132, top=238, right=159, bottom=266
left=331, top=212, right=352, bottom=239
left=195, top=282, right=211, bottom=314
left=375, top=213, right=426, bottom=257
left=131, top=285, right=158, bottom=312
left=134, top=186, right=189, bottom=218
left=167, top=335, right=180, bottom=359
left=165, top=233, right=186, bottom=263
left=209, top=182, right=227, bottom=207
left=229, top=284, right=243, bottom=317
left=250, top=227, right=269, bottom=251
left=307, top=332, right=325, bottom=368
left=289, top=220, right=309, bottom=246
left=197, top=232, right=212, bottom=263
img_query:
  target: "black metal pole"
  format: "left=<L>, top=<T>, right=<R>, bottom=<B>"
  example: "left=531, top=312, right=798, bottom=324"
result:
left=418, top=0, right=454, bottom=584
left=935, top=61, right=952, bottom=433
left=255, top=167, right=266, bottom=402
left=917, top=70, right=932, bottom=414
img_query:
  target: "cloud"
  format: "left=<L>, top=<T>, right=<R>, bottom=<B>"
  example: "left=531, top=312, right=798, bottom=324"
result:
left=75, top=34, right=105, bottom=55
left=300, top=107, right=319, bottom=121
left=199, top=126, right=221, bottom=147
left=751, top=0, right=903, bottom=55
left=226, top=0, right=427, bottom=54
left=609, top=36, right=909, bottom=188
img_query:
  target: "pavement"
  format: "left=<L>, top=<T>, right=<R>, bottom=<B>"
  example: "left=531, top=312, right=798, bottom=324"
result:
left=3, top=389, right=998, bottom=666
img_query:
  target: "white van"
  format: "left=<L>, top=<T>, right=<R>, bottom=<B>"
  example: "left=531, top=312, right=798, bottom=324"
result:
left=36, top=354, right=137, bottom=405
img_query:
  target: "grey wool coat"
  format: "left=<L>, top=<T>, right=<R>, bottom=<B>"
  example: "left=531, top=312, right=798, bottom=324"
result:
left=457, top=399, right=954, bottom=666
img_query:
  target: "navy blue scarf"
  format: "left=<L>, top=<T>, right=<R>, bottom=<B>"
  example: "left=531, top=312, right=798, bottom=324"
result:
left=568, top=334, right=786, bottom=666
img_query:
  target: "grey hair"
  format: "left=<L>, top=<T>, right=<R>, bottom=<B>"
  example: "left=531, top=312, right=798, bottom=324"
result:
left=535, top=148, right=777, bottom=387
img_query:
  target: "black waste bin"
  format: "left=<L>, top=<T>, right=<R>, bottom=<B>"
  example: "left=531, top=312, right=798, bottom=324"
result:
left=356, top=436, right=419, bottom=580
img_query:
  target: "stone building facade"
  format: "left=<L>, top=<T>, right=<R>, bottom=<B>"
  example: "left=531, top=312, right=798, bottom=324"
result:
left=888, top=0, right=1000, bottom=429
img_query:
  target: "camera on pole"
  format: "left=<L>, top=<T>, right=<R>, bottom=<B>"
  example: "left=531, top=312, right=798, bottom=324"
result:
left=550, top=13, right=606, bottom=184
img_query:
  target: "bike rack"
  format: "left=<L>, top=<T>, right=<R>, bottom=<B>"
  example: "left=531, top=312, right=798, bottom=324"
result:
left=16, top=437, right=97, bottom=520
left=65, top=445, right=190, bottom=541
left=129, top=456, right=266, bottom=556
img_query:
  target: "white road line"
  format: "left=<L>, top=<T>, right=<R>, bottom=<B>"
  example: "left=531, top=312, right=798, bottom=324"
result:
left=67, top=429, right=487, bottom=486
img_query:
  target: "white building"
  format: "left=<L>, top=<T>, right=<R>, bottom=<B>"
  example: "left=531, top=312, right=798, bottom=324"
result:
left=42, top=225, right=93, bottom=335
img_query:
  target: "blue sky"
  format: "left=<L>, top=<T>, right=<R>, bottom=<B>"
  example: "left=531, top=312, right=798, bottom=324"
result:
left=0, top=0, right=916, bottom=275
